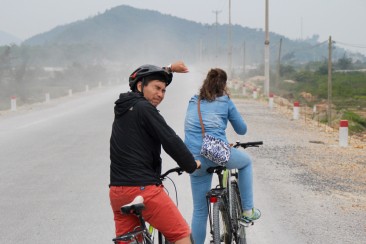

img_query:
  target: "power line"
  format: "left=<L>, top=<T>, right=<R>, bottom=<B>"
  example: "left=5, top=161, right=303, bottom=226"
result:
left=292, top=40, right=328, bottom=52
left=334, top=40, right=366, bottom=49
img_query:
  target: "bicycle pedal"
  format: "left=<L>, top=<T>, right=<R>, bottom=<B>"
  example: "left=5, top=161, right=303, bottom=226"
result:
left=239, top=220, right=254, bottom=227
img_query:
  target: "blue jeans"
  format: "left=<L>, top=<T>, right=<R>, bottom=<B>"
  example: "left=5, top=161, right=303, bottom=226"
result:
left=190, top=148, right=253, bottom=244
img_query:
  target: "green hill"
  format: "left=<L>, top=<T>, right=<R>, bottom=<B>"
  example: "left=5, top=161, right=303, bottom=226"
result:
left=2, top=5, right=365, bottom=112
left=21, top=5, right=362, bottom=67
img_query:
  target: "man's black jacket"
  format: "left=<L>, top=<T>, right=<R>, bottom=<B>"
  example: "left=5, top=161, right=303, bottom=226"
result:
left=110, top=92, right=196, bottom=186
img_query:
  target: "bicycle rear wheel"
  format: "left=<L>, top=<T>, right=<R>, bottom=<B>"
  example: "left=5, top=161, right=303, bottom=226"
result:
left=212, top=199, right=232, bottom=244
left=158, top=232, right=172, bottom=244
left=230, top=182, right=247, bottom=244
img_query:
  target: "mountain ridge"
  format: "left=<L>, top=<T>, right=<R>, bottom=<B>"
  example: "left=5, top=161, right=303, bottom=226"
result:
left=17, top=5, right=365, bottom=65
left=0, top=30, right=22, bottom=45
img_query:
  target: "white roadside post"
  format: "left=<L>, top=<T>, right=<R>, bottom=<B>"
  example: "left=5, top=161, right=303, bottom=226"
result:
left=45, top=93, right=50, bottom=103
left=227, top=80, right=232, bottom=89
left=98, top=82, right=102, bottom=88
left=293, top=101, right=300, bottom=120
left=68, top=89, right=73, bottom=97
left=269, top=93, right=274, bottom=109
left=242, top=85, right=247, bottom=96
left=11, top=96, right=17, bottom=111
left=235, top=82, right=240, bottom=91
left=252, top=88, right=258, bottom=99
left=339, top=120, right=349, bottom=147
left=85, top=85, right=89, bottom=92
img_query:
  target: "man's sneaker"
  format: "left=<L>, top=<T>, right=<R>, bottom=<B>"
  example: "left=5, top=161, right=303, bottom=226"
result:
left=240, top=208, right=261, bottom=223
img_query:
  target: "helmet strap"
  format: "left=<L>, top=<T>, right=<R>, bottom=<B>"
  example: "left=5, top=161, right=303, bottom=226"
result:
left=136, top=78, right=145, bottom=95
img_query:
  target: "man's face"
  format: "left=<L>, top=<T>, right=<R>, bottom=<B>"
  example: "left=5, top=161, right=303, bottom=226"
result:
left=137, top=80, right=167, bottom=107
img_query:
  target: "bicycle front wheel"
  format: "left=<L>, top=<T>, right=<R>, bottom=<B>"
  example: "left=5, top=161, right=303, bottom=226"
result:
left=212, top=200, right=232, bottom=244
left=158, top=232, right=192, bottom=244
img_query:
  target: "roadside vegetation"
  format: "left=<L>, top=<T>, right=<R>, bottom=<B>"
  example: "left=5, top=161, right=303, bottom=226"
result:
left=241, top=54, right=366, bottom=136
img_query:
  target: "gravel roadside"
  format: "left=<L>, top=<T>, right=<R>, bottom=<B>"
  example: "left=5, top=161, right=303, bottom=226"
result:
left=226, top=98, right=366, bottom=244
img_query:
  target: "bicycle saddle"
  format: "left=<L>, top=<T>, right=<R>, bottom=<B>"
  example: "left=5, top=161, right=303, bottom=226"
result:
left=121, top=195, right=145, bottom=214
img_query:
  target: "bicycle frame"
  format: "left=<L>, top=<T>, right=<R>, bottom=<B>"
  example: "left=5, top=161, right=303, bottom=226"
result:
left=112, top=205, right=153, bottom=244
left=112, top=167, right=184, bottom=244
left=207, top=141, right=263, bottom=244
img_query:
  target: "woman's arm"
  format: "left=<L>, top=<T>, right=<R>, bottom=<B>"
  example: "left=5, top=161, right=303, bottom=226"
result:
left=228, top=100, right=247, bottom=135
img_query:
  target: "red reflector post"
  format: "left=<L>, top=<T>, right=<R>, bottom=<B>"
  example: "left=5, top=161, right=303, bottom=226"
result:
left=340, top=120, right=348, bottom=127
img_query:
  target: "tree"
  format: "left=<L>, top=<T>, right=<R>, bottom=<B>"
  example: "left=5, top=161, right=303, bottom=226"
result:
left=316, top=61, right=329, bottom=75
left=336, top=53, right=353, bottom=70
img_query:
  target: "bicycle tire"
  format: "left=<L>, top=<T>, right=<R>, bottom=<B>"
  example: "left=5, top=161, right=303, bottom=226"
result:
left=158, top=232, right=192, bottom=244
left=158, top=231, right=172, bottom=244
left=230, top=182, right=247, bottom=244
left=212, top=199, right=232, bottom=244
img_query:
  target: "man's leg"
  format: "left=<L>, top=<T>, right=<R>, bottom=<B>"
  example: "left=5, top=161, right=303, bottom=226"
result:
left=109, top=186, right=142, bottom=236
left=175, top=235, right=192, bottom=244
left=142, top=185, right=191, bottom=243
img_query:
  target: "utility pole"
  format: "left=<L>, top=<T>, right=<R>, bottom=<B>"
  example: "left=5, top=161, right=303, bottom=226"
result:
left=213, top=10, right=221, bottom=64
left=228, top=0, right=232, bottom=78
left=327, top=36, right=332, bottom=127
left=264, top=0, right=270, bottom=97
left=243, top=41, right=246, bottom=77
left=277, top=38, right=282, bottom=89
left=300, top=17, right=303, bottom=40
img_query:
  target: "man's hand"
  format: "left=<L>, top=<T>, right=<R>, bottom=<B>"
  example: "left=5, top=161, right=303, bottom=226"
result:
left=171, top=61, right=189, bottom=73
left=196, top=160, right=201, bottom=169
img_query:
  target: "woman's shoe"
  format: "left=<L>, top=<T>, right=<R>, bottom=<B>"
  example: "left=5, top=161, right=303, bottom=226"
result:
left=240, top=208, right=261, bottom=223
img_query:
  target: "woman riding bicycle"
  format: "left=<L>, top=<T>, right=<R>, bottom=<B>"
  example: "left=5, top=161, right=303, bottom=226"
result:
left=184, top=68, right=261, bottom=244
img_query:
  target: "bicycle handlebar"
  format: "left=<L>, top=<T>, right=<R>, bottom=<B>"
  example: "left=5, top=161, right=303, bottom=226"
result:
left=233, top=141, right=263, bottom=149
left=160, top=167, right=184, bottom=179
left=206, top=141, right=263, bottom=174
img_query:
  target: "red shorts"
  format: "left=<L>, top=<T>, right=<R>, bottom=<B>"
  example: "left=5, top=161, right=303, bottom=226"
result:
left=110, top=185, right=191, bottom=243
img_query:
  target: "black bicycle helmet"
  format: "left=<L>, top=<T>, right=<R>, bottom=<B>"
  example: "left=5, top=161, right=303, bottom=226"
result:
left=129, top=64, right=173, bottom=91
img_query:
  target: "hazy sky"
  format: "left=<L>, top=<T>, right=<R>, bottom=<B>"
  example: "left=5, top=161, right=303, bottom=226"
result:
left=1, top=0, right=366, bottom=54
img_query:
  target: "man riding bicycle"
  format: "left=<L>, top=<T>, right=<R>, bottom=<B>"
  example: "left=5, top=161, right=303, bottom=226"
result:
left=109, top=61, right=200, bottom=244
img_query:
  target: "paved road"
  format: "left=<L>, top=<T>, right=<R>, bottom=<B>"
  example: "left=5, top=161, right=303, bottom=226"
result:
left=1, top=70, right=364, bottom=244
left=0, top=71, right=203, bottom=243
left=0, top=85, right=117, bottom=243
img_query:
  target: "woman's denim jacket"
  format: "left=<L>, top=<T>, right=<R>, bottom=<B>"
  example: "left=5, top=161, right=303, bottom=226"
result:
left=184, top=95, right=247, bottom=157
